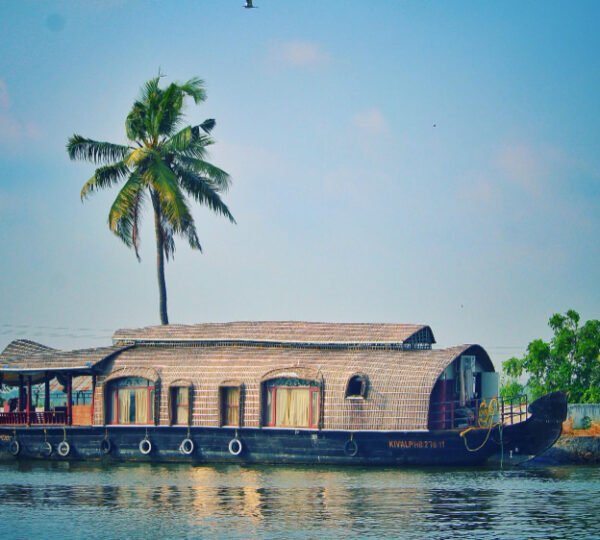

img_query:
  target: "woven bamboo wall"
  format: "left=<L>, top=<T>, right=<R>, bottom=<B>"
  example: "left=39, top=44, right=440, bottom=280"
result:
left=93, top=343, right=485, bottom=430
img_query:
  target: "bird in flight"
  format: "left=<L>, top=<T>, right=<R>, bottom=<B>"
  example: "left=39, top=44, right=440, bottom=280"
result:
left=244, top=0, right=257, bottom=7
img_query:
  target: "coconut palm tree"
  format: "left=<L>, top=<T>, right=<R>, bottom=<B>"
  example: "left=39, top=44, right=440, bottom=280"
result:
left=67, top=76, right=235, bottom=324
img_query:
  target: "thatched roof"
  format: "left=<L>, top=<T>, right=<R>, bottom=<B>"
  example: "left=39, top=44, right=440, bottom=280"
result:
left=94, top=341, right=492, bottom=431
left=0, top=339, right=55, bottom=360
left=1, top=322, right=493, bottom=430
left=113, top=321, right=435, bottom=348
left=0, top=342, right=132, bottom=385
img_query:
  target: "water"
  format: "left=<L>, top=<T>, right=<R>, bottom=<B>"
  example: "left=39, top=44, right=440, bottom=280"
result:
left=0, top=462, right=598, bottom=539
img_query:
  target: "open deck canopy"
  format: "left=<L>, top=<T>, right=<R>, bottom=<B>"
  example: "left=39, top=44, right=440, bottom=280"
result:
left=0, top=340, right=131, bottom=385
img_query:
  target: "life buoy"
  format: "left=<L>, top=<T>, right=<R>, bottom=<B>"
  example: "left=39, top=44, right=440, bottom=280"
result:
left=228, top=438, right=243, bottom=456
left=100, top=438, right=112, bottom=455
left=40, top=441, right=53, bottom=457
left=139, top=439, right=152, bottom=455
left=179, top=438, right=194, bottom=455
left=8, top=440, right=20, bottom=456
left=57, top=441, right=71, bottom=457
left=344, top=439, right=358, bottom=457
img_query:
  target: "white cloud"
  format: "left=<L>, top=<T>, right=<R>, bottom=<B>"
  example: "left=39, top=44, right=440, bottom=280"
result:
left=272, top=41, right=331, bottom=68
left=494, top=143, right=567, bottom=196
left=352, top=108, right=388, bottom=135
left=0, top=80, right=42, bottom=148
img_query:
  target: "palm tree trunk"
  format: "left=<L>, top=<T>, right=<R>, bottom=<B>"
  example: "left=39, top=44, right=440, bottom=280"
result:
left=151, top=190, right=169, bottom=325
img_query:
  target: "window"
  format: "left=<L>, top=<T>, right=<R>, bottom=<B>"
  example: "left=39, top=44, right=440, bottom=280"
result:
left=263, top=378, right=320, bottom=429
left=107, top=377, right=155, bottom=425
left=171, top=386, right=190, bottom=425
left=221, top=386, right=241, bottom=426
left=345, top=375, right=368, bottom=398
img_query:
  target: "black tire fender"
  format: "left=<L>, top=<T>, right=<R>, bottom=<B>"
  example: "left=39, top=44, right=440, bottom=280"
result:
left=100, top=438, right=112, bottom=455
left=344, top=439, right=358, bottom=457
left=8, top=440, right=20, bottom=456
left=40, top=441, right=53, bottom=458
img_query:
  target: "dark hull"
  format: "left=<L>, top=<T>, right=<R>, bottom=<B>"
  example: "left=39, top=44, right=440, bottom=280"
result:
left=0, top=392, right=567, bottom=467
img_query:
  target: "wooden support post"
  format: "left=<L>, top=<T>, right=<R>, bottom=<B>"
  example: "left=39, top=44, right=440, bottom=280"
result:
left=17, top=375, right=23, bottom=412
left=44, top=373, right=50, bottom=412
left=91, top=374, right=96, bottom=426
left=66, top=374, right=73, bottom=426
left=26, top=376, right=32, bottom=425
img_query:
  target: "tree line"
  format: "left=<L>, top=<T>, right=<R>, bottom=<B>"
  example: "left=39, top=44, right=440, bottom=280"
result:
left=502, top=310, right=600, bottom=403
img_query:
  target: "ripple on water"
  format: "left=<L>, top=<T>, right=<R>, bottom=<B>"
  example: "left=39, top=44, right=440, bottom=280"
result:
left=0, top=463, right=597, bottom=539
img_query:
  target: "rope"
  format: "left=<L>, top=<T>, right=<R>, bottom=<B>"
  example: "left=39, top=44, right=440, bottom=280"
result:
left=459, top=398, right=501, bottom=453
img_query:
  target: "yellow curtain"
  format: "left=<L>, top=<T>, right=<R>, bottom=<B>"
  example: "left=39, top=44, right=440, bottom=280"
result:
left=135, top=388, right=148, bottom=424
left=275, top=388, right=310, bottom=427
left=225, top=387, right=240, bottom=425
left=149, top=388, right=155, bottom=422
left=118, top=389, right=130, bottom=424
left=176, top=387, right=189, bottom=425
left=311, top=391, right=319, bottom=426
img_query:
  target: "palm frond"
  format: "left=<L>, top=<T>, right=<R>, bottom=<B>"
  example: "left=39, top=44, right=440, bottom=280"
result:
left=156, top=83, right=185, bottom=137
left=139, top=77, right=161, bottom=104
left=160, top=220, right=176, bottom=260
left=173, top=164, right=236, bottom=224
left=108, top=174, right=145, bottom=252
left=130, top=181, right=146, bottom=260
left=163, top=127, right=214, bottom=161
left=126, top=101, right=148, bottom=142
left=67, top=135, right=131, bottom=164
left=126, top=147, right=152, bottom=168
left=148, top=156, right=195, bottom=232
left=174, top=156, right=231, bottom=192
left=80, top=161, right=130, bottom=200
left=163, top=126, right=194, bottom=154
left=183, top=219, right=202, bottom=251
left=179, top=77, right=207, bottom=104
left=199, top=118, right=216, bottom=134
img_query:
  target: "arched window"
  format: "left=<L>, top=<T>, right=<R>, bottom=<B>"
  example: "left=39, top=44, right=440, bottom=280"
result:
left=263, top=378, right=320, bottom=429
left=345, top=375, right=368, bottom=398
left=106, top=377, right=155, bottom=425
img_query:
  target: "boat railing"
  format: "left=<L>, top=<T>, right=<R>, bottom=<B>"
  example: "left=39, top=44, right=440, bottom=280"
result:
left=0, top=411, right=68, bottom=425
left=428, top=395, right=529, bottom=430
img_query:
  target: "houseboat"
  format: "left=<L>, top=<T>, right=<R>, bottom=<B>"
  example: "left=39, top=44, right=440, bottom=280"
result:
left=0, top=322, right=566, bottom=466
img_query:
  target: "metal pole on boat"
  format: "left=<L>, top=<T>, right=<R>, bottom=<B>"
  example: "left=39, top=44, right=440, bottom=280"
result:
left=44, top=373, right=50, bottom=413
left=91, top=374, right=96, bottom=425
left=26, top=376, right=32, bottom=426
left=66, top=374, right=73, bottom=426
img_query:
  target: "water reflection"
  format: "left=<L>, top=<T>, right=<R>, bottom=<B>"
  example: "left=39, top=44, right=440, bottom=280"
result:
left=0, top=463, right=598, bottom=539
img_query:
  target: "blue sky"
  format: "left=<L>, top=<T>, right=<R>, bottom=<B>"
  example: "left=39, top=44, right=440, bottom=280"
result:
left=0, top=1, right=599, bottom=367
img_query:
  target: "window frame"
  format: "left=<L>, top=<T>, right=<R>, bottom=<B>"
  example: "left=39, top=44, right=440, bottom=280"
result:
left=170, top=385, right=192, bottom=426
left=220, top=385, right=242, bottom=427
left=264, top=384, right=320, bottom=429
left=345, top=374, right=368, bottom=399
left=107, top=377, right=155, bottom=425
